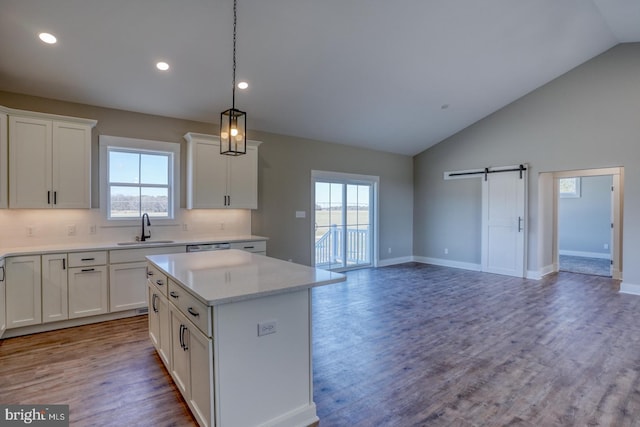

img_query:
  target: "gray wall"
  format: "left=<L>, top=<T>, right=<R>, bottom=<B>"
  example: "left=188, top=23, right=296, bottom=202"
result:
left=414, top=43, right=640, bottom=284
left=250, top=131, right=413, bottom=266
left=559, top=175, right=611, bottom=256
left=0, top=91, right=414, bottom=266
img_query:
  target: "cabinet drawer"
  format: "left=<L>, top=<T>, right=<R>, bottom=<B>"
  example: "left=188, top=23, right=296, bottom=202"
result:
left=168, top=279, right=212, bottom=337
left=230, top=240, right=266, bottom=253
left=147, top=263, right=168, bottom=296
left=68, top=251, right=107, bottom=267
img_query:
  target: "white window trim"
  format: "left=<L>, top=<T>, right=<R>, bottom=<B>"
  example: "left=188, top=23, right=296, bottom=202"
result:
left=99, top=135, right=180, bottom=225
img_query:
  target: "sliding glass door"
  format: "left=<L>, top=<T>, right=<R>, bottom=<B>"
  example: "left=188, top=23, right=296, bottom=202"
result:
left=313, top=173, right=375, bottom=271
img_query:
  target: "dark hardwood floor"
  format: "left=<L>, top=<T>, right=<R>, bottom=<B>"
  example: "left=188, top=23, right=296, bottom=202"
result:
left=2, top=263, right=640, bottom=426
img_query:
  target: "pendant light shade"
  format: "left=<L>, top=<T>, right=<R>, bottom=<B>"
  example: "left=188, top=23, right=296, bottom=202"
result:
left=220, top=0, right=247, bottom=156
left=220, top=107, right=246, bottom=155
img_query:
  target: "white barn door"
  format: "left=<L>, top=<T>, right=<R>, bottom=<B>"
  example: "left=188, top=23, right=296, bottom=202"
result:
left=481, top=168, right=527, bottom=277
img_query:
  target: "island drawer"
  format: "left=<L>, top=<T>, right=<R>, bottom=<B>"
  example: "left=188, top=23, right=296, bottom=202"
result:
left=68, top=251, right=107, bottom=267
left=168, top=279, right=212, bottom=337
left=230, top=240, right=266, bottom=253
left=147, top=264, right=168, bottom=296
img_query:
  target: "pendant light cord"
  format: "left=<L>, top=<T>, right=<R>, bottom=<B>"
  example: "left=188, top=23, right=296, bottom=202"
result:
left=232, top=0, right=237, bottom=109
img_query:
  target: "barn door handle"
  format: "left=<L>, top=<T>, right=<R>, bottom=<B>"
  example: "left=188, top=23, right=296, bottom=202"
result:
left=518, top=217, right=523, bottom=232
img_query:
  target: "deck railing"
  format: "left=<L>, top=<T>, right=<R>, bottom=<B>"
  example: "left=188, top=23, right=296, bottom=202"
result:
left=315, top=224, right=370, bottom=267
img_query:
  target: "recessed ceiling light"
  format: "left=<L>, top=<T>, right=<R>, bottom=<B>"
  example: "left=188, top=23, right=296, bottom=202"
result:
left=39, top=33, right=57, bottom=44
left=156, top=62, right=170, bottom=71
left=237, top=81, right=249, bottom=90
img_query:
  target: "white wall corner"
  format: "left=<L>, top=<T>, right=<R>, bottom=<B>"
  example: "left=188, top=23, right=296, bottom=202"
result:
left=413, top=256, right=482, bottom=272
left=530, top=264, right=556, bottom=280
left=619, top=282, right=640, bottom=296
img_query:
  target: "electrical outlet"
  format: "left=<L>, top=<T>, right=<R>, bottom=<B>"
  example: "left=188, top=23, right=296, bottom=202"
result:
left=444, top=248, right=449, bottom=255
left=67, top=224, right=76, bottom=236
left=89, top=224, right=97, bottom=235
left=604, top=243, right=609, bottom=250
left=258, top=320, right=277, bottom=337
left=182, top=223, right=189, bottom=231
left=27, top=226, right=34, bottom=237
left=219, top=223, right=225, bottom=230
left=388, top=247, right=392, bottom=254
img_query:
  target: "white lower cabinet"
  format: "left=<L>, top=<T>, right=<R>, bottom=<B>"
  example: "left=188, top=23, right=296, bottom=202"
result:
left=110, top=261, right=148, bottom=312
left=42, top=254, right=68, bottom=323
left=68, top=265, right=108, bottom=319
left=0, top=259, right=6, bottom=337
left=148, top=282, right=171, bottom=367
left=6, top=256, right=42, bottom=329
left=170, top=304, right=213, bottom=427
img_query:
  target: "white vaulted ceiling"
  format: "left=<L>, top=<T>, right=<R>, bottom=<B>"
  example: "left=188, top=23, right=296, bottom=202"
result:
left=1, top=0, right=639, bottom=156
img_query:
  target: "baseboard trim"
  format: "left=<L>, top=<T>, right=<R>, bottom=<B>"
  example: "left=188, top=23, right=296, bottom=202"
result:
left=413, top=256, right=481, bottom=272
left=619, top=282, right=640, bottom=296
left=377, top=256, right=414, bottom=267
left=528, top=264, right=556, bottom=280
left=559, top=250, right=610, bottom=260
left=3, top=310, right=145, bottom=339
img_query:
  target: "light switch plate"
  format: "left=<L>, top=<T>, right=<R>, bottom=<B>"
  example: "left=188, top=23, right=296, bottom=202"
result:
left=295, top=211, right=306, bottom=218
left=258, top=320, right=277, bottom=336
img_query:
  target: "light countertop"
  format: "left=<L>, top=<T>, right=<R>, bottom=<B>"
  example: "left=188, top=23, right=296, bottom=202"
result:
left=147, top=250, right=346, bottom=306
left=0, top=235, right=267, bottom=258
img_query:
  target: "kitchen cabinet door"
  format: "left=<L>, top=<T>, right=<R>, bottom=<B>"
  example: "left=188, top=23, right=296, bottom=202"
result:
left=0, top=111, right=8, bottom=209
left=5, top=256, right=42, bottom=329
left=68, top=266, right=108, bottom=318
left=42, top=254, right=68, bottom=323
left=110, top=261, right=148, bottom=312
left=0, top=259, right=6, bottom=337
left=169, top=304, right=213, bottom=427
left=9, top=116, right=52, bottom=208
left=226, top=142, right=258, bottom=209
left=170, top=306, right=191, bottom=396
left=51, top=121, right=91, bottom=208
left=148, top=283, right=171, bottom=368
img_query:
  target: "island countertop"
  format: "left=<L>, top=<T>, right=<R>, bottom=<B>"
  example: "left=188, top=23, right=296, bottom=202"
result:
left=146, top=249, right=346, bottom=306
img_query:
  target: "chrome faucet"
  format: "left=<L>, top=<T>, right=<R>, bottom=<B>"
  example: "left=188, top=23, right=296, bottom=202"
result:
left=141, top=213, right=151, bottom=242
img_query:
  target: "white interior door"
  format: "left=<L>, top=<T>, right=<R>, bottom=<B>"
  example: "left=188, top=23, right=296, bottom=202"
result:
left=482, top=169, right=527, bottom=277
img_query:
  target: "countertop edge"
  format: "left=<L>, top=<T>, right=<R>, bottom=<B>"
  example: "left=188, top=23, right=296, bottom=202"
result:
left=0, top=235, right=268, bottom=259
left=146, top=254, right=347, bottom=306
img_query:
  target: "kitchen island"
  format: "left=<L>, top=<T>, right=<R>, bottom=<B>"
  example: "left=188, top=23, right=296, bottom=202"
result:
left=146, top=249, right=345, bottom=427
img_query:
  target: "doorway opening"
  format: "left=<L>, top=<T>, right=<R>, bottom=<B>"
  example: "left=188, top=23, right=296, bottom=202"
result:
left=311, top=171, right=378, bottom=271
left=558, top=175, right=612, bottom=277
left=551, top=167, right=623, bottom=280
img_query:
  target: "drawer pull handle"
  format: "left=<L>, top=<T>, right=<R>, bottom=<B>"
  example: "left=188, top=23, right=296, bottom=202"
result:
left=81, top=258, right=95, bottom=261
left=81, top=268, right=95, bottom=272
left=147, top=270, right=154, bottom=276
left=244, top=246, right=254, bottom=249
left=187, top=307, right=200, bottom=317
left=156, top=279, right=164, bottom=286
left=170, top=291, right=179, bottom=299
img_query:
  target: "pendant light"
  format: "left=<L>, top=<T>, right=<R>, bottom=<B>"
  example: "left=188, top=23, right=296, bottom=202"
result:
left=220, top=0, right=247, bottom=156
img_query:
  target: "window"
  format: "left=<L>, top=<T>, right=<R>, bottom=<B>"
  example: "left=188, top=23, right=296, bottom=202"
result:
left=559, top=177, right=581, bottom=198
left=100, top=136, right=180, bottom=220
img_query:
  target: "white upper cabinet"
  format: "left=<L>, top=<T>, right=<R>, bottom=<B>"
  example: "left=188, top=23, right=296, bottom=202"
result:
left=184, top=132, right=260, bottom=209
left=8, top=110, right=96, bottom=209
left=0, top=110, right=8, bottom=209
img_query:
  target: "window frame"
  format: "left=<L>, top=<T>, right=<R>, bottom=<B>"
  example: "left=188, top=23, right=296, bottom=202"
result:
left=99, top=135, right=180, bottom=224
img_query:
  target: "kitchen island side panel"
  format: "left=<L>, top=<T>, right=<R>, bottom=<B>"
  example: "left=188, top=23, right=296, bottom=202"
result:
left=214, top=289, right=317, bottom=427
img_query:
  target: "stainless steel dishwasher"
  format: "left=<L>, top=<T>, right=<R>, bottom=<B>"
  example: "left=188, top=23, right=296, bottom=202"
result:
left=186, top=243, right=231, bottom=252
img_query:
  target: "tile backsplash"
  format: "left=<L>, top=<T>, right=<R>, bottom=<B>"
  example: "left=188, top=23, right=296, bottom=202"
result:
left=0, top=208, right=252, bottom=248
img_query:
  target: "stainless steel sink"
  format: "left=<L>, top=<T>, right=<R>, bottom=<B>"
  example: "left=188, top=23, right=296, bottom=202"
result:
left=117, top=240, right=175, bottom=246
